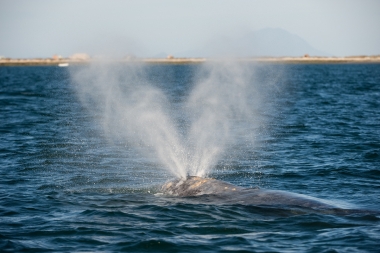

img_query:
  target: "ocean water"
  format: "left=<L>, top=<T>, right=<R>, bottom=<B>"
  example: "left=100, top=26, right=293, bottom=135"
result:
left=1, top=63, right=379, bottom=252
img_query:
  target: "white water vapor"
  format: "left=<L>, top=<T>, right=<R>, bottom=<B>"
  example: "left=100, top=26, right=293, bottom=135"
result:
left=71, top=61, right=274, bottom=179
left=185, top=62, right=258, bottom=176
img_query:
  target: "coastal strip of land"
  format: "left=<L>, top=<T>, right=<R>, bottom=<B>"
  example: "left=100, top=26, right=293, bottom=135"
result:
left=1, top=55, right=380, bottom=66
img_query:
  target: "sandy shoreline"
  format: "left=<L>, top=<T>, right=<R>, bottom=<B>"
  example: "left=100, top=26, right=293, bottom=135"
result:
left=1, top=55, right=380, bottom=66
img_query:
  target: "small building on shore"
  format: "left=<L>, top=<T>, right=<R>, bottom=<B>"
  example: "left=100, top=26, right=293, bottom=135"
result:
left=69, top=53, right=90, bottom=61
left=52, top=55, right=63, bottom=60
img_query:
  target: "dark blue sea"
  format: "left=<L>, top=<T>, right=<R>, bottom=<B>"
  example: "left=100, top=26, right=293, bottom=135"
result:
left=1, top=63, right=380, bottom=252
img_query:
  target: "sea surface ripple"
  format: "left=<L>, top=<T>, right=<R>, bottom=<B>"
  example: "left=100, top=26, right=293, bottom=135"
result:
left=1, top=63, right=380, bottom=252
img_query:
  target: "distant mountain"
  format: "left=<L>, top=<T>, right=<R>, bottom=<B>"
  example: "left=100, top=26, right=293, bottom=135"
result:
left=181, top=28, right=328, bottom=57
left=152, top=52, right=169, bottom=58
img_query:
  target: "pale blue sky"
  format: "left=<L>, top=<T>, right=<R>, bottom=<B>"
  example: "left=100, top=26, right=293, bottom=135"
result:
left=1, top=0, right=379, bottom=58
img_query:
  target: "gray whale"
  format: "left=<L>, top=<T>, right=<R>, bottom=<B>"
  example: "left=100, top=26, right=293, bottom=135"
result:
left=161, top=176, right=346, bottom=210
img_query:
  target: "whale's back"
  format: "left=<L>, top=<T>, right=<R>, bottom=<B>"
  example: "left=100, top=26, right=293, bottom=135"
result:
left=161, top=176, right=338, bottom=210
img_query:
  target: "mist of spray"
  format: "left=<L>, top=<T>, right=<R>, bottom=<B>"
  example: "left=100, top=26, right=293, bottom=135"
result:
left=185, top=62, right=259, bottom=176
left=71, top=61, right=269, bottom=179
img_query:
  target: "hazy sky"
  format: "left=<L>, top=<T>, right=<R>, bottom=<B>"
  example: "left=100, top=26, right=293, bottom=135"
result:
left=1, top=0, right=379, bottom=58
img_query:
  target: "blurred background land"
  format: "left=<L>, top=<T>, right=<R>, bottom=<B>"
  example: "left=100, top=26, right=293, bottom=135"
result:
left=2, top=27, right=380, bottom=66
left=1, top=54, right=380, bottom=66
